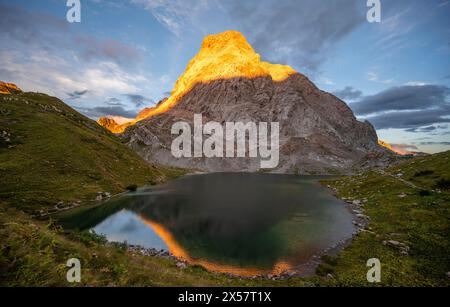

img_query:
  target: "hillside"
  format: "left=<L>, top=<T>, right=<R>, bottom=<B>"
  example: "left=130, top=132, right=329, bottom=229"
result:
left=0, top=88, right=185, bottom=214
left=321, top=150, right=450, bottom=286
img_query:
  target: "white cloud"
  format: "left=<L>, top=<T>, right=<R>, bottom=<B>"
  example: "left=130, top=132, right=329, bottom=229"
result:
left=367, top=72, right=378, bottom=81
left=0, top=47, right=167, bottom=114
left=319, top=77, right=335, bottom=85
left=367, top=71, right=395, bottom=84
left=82, top=62, right=143, bottom=95
left=131, top=0, right=213, bottom=36
left=405, top=81, right=427, bottom=86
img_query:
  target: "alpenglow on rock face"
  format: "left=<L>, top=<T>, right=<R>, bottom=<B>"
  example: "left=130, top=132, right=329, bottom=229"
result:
left=101, top=31, right=388, bottom=174
left=97, top=117, right=121, bottom=134
left=0, top=81, right=22, bottom=95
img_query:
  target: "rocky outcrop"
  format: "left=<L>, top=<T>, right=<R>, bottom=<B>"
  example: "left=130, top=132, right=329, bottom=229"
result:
left=0, top=81, right=22, bottom=95
left=97, top=117, right=121, bottom=133
left=116, top=31, right=390, bottom=174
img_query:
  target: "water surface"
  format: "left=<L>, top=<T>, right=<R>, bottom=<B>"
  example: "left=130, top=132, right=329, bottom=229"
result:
left=62, top=173, right=354, bottom=276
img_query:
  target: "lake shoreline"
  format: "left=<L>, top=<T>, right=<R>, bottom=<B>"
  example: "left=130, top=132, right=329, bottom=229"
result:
left=273, top=180, right=370, bottom=279
left=53, top=173, right=367, bottom=281
left=98, top=175, right=367, bottom=280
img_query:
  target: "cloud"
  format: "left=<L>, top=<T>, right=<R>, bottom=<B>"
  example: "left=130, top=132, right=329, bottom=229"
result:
left=93, top=106, right=138, bottom=118
left=0, top=46, right=158, bottom=114
left=404, top=125, right=449, bottom=133
left=0, top=4, right=140, bottom=66
left=67, top=90, right=88, bottom=100
left=133, top=0, right=365, bottom=72
left=347, top=84, right=450, bottom=130
left=0, top=4, right=69, bottom=48
left=223, top=0, right=365, bottom=73
left=76, top=106, right=138, bottom=119
left=390, top=143, right=419, bottom=151
left=333, top=86, right=362, bottom=101
left=76, top=36, right=141, bottom=64
left=104, top=97, right=125, bottom=106
left=361, top=108, right=450, bottom=130
left=124, top=94, right=154, bottom=108
left=81, top=62, right=146, bottom=94
left=405, top=81, right=427, bottom=86
left=319, top=78, right=335, bottom=86
left=0, top=4, right=162, bottom=110
left=350, top=85, right=450, bottom=116
left=367, top=71, right=395, bottom=84
left=416, top=141, right=450, bottom=146
left=0, top=4, right=159, bottom=118
left=406, top=126, right=436, bottom=133
left=372, top=7, right=416, bottom=59
left=131, top=0, right=212, bottom=36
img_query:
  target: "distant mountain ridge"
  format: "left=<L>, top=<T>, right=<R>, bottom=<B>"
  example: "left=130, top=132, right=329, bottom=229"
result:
left=98, top=31, right=392, bottom=174
left=378, top=140, right=429, bottom=157
left=97, top=117, right=121, bottom=133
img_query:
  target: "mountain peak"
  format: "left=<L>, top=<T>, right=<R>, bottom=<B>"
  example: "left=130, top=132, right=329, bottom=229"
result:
left=189, top=30, right=297, bottom=83
left=0, top=81, right=22, bottom=95
left=99, top=31, right=298, bottom=133
left=137, top=32, right=295, bottom=127
left=200, top=30, right=254, bottom=55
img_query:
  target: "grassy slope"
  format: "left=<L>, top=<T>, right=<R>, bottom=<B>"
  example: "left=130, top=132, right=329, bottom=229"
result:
left=1, top=205, right=296, bottom=286
left=0, top=92, right=185, bottom=214
left=320, top=151, right=450, bottom=286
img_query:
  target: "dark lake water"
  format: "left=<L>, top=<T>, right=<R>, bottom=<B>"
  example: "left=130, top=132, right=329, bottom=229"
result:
left=60, top=173, right=354, bottom=276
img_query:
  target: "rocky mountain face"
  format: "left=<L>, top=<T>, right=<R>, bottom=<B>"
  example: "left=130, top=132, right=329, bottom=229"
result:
left=101, top=31, right=391, bottom=174
left=0, top=81, right=22, bottom=95
left=97, top=117, right=121, bottom=133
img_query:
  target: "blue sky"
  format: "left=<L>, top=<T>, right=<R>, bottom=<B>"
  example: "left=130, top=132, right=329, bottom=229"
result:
left=0, top=0, right=449, bottom=153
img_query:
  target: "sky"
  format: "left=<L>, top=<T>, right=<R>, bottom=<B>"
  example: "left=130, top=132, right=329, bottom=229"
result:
left=0, top=0, right=449, bottom=153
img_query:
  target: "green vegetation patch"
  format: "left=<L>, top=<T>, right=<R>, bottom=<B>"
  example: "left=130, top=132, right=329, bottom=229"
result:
left=321, top=151, right=450, bottom=286
left=0, top=92, right=186, bottom=214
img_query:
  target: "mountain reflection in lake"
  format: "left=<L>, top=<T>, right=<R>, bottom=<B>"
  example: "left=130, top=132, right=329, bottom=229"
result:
left=61, top=173, right=355, bottom=276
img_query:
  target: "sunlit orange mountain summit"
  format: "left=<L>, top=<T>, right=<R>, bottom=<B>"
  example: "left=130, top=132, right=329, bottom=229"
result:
left=99, top=30, right=297, bottom=133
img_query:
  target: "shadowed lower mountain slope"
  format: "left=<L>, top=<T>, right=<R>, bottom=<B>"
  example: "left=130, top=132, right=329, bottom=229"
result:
left=0, top=87, right=185, bottom=214
left=124, top=74, right=392, bottom=174
left=100, top=31, right=393, bottom=174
